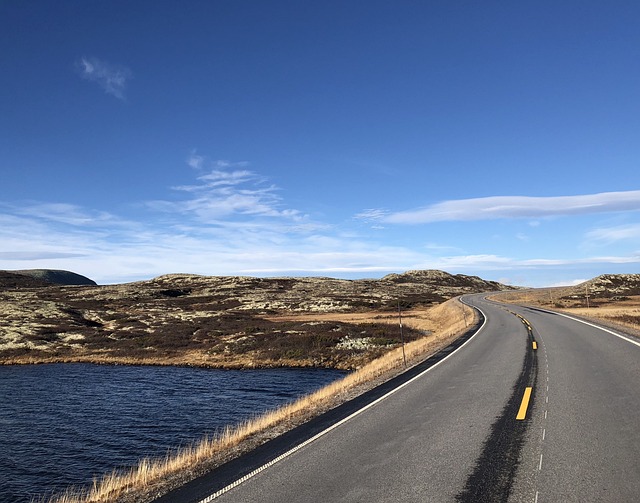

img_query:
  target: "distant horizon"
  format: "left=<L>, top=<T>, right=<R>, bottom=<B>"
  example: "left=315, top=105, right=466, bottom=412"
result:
left=4, top=265, right=617, bottom=289
left=2, top=2, right=639, bottom=288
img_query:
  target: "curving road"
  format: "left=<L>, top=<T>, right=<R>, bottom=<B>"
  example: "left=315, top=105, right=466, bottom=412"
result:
left=156, top=295, right=640, bottom=503
left=509, top=301, right=640, bottom=502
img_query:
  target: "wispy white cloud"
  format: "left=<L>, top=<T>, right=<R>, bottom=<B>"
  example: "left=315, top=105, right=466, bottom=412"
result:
left=185, top=153, right=251, bottom=173
left=13, top=203, right=116, bottom=226
left=78, top=57, right=132, bottom=99
left=186, top=152, right=204, bottom=170
left=151, top=157, right=311, bottom=225
left=370, top=190, right=640, bottom=224
left=354, top=208, right=389, bottom=223
left=441, top=254, right=640, bottom=268
left=423, top=243, right=463, bottom=253
left=0, top=251, right=86, bottom=260
left=545, top=278, right=588, bottom=287
left=585, top=223, right=640, bottom=244
left=173, top=170, right=258, bottom=193
left=2, top=198, right=640, bottom=285
left=2, top=157, right=639, bottom=286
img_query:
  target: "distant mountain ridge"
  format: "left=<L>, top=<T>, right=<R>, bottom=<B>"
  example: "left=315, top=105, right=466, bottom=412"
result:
left=0, top=271, right=51, bottom=288
left=146, top=269, right=514, bottom=312
left=3, top=269, right=97, bottom=286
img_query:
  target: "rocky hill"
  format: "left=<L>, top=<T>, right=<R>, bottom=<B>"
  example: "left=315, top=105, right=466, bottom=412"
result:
left=4, top=269, right=97, bottom=286
left=555, top=274, right=640, bottom=300
left=0, top=269, right=511, bottom=369
left=0, top=271, right=52, bottom=288
left=580, top=274, right=640, bottom=297
left=140, top=269, right=510, bottom=312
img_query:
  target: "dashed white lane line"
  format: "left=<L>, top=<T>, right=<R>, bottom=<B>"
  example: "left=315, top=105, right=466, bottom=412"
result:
left=532, top=327, right=549, bottom=503
left=531, top=308, right=640, bottom=348
left=528, top=302, right=640, bottom=502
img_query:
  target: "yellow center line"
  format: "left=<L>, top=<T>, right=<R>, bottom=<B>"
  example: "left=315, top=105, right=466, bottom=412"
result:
left=516, top=387, right=533, bottom=420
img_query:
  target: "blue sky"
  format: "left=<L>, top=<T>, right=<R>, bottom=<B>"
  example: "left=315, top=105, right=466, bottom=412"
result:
left=1, top=1, right=639, bottom=286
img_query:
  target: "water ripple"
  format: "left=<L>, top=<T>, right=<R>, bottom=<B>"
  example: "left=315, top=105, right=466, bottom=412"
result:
left=0, top=363, right=345, bottom=503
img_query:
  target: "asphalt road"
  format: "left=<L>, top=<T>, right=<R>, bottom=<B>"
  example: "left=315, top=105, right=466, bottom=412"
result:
left=157, top=295, right=640, bottom=503
left=509, top=302, right=640, bottom=502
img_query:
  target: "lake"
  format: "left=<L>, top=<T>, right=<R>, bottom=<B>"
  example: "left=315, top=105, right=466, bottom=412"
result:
left=0, top=363, right=346, bottom=503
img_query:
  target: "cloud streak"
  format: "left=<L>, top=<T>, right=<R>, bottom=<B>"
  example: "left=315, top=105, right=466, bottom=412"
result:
left=369, top=190, right=640, bottom=224
left=150, top=157, right=312, bottom=226
left=586, top=223, right=640, bottom=244
left=78, top=57, right=131, bottom=99
left=3, top=195, right=639, bottom=285
left=1, top=209, right=638, bottom=286
left=2, top=159, right=639, bottom=286
left=13, top=203, right=116, bottom=226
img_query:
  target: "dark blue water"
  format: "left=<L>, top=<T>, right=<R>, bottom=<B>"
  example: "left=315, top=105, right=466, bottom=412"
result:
left=0, top=364, right=346, bottom=503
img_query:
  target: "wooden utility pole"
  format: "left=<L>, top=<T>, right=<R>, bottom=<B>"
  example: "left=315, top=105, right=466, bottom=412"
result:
left=398, top=301, right=407, bottom=367
left=460, top=296, right=468, bottom=327
left=586, top=285, right=590, bottom=309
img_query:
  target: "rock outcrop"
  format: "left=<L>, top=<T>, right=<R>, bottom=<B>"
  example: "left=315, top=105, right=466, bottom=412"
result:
left=561, top=274, right=640, bottom=299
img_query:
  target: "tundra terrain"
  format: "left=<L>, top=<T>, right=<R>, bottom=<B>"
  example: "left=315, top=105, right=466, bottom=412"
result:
left=1, top=269, right=510, bottom=370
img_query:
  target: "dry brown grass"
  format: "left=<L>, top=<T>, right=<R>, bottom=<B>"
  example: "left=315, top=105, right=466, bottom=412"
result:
left=491, top=291, right=640, bottom=336
left=266, top=298, right=474, bottom=343
left=549, top=302, right=640, bottom=336
left=41, top=298, right=476, bottom=503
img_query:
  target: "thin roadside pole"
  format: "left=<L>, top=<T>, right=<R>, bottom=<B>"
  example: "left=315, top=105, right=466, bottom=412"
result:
left=398, top=300, right=407, bottom=367
left=460, top=296, right=468, bottom=327
left=586, top=285, right=590, bottom=309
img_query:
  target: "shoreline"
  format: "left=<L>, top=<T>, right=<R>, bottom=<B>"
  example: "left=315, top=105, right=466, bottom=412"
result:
left=0, top=354, right=348, bottom=370
left=43, top=298, right=478, bottom=503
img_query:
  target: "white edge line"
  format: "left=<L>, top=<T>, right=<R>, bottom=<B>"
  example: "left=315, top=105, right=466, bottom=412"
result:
left=534, top=308, right=640, bottom=348
left=198, top=297, right=488, bottom=502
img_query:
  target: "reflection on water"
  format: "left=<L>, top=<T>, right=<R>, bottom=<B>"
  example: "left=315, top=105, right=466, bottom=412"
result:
left=0, top=363, right=346, bottom=503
